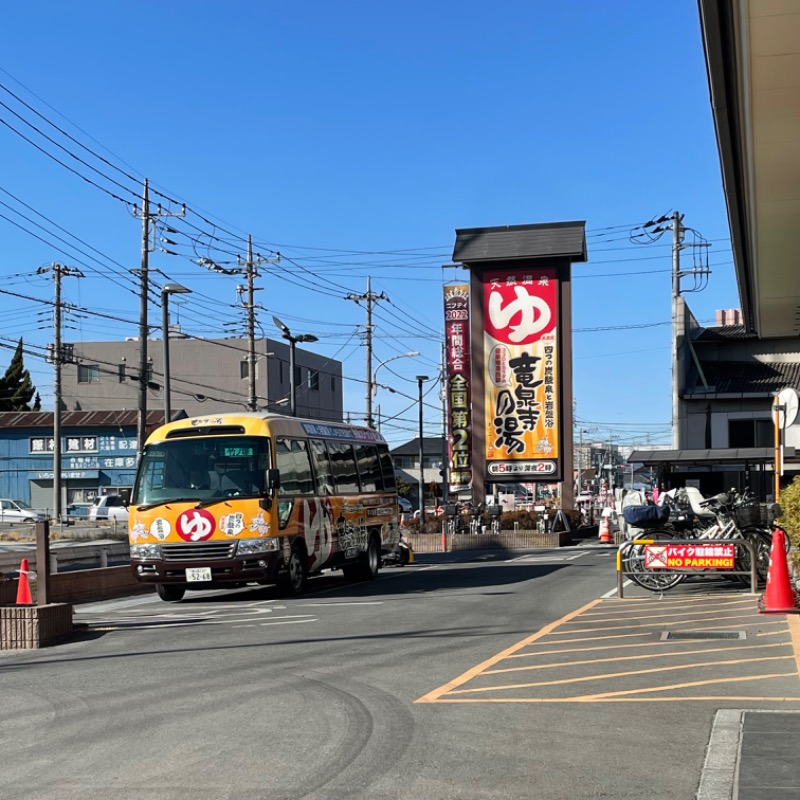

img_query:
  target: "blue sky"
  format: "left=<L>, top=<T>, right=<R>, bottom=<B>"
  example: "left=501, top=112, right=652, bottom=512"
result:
left=0, top=1, right=739, bottom=448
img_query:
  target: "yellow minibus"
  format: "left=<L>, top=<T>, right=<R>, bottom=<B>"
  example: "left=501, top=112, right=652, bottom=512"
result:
left=128, top=413, right=401, bottom=601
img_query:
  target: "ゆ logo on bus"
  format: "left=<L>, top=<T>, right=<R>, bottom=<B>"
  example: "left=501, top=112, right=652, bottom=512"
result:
left=176, top=508, right=216, bottom=541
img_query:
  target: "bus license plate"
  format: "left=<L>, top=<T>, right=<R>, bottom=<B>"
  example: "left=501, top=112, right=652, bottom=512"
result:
left=185, top=567, right=212, bottom=582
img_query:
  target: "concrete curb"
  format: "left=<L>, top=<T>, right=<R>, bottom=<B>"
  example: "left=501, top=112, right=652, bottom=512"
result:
left=697, top=709, right=742, bottom=800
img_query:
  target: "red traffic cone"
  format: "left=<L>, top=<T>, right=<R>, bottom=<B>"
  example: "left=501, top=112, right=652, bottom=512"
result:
left=758, top=528, right=798, bottom=614
left=16, top=558, right=33, bottom=605
left=599, top=515, right=613, bottom=544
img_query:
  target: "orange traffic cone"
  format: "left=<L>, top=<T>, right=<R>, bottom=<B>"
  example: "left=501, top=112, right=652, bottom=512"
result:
left=758, top=528, right=798, bottom=614
left=16, top=558, right=32, bottom=605
left=599, top=515, right=613, bottom=544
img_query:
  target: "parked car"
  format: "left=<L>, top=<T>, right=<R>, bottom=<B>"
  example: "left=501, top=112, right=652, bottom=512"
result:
left=0, top=498, right=47, bottom=524
left=65, top=502, right=92, bottom=519
left=89, top=495, right=129, bottom=522
left=398, top=497, right=413, bottom=514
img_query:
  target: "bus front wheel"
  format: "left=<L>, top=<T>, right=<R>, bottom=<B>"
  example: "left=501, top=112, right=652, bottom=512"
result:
left=156, top=583, right=186, bottom=602
left=286, top=543, right=308, bottom=595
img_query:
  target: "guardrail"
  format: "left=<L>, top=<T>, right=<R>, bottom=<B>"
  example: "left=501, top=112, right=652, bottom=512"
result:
left=616, top=537, right=758, bottom=598
left=0, top=541, right=129, bottom=575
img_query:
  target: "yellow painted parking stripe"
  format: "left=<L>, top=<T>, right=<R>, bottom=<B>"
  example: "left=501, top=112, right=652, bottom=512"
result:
left=580, top=673, right=800, bottom=701
left=558, top=617, right=783, bottom=635
left=447, top=655, right=794, bottom=695
left=580, top=598, right=754, bottom=615
left=788, top=615, right=800, bottom=675
left=575, top=607, right=766, bottom=623
left=415, top=597, right=602, bottom=703
left=507, top=637, right=790, bottom=658
left=482, top=642, right=792, bottom=675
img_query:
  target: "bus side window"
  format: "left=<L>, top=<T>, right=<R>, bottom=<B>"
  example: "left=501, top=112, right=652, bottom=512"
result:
left=327, top=441, right=359, bottom=494
left=354, top=443, right=381, bottom=492
left=275, top=438, right=314, bottom=529
left=275, top=438, right=315, bottom=496
left=309, top=439, right=335, bottom=495
left=377, top=445, right=397, bottom=491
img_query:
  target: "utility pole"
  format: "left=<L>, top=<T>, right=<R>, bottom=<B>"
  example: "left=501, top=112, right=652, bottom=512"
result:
left=132, top=179, right=185, bottom=457
left=237, top=236, right=279, bottom=412
left=671, top=211, right=685, bottom=450
left=38, top=263, right=83, bottom=522
left=346, top=277, right=388, bottom=428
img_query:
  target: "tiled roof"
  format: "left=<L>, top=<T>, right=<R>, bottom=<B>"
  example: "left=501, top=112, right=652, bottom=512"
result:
left=391, top=437, right=445, bottom=456
left=452, top=221, right=587, bottom=263
left=0, top=410, right=185, bottom=430
left=694, top=361, right=800, bottom=394
left=694, top=325, right=757, bottom=341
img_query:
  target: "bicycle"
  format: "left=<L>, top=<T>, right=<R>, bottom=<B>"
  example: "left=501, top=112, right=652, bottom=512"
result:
left=621, top=488, right=781, bottom=592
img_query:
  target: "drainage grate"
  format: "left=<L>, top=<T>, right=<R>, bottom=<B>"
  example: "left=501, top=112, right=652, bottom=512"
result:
left=661, top=631, right=746, bottom=641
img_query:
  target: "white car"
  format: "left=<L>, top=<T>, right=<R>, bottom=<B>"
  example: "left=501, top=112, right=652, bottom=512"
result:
left=398, top=497, right=413, bottom=514
left=0, top=499, right=46, bottom=524
left=89, top=495, right=129, bottom=522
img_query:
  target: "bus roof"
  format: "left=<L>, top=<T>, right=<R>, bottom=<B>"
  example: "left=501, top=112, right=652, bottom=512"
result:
left=144, top=411, right=388, bottom=446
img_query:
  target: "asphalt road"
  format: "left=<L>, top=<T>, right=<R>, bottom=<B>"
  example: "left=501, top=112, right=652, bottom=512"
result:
left=2, top=546, right=799, bottom=800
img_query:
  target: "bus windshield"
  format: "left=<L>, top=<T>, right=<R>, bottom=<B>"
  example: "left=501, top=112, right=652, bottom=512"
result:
left=132, top=436, right=270, bottom=506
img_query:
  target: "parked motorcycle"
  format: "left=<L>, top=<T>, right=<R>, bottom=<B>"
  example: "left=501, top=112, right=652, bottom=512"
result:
left=385, top=530, right=414, bottom=566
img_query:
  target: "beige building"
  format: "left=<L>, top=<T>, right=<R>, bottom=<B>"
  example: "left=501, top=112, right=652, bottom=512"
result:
left=60, top=334, right=343, bottom=421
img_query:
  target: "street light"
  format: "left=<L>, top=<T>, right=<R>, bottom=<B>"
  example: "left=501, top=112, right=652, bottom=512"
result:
left=272, top=315, right=318, bottom=417
left=162, top=283, right=192, bottom=424
left=416, top=375, right=429, bottom=525
left=368, top=350, right=420, bottom=428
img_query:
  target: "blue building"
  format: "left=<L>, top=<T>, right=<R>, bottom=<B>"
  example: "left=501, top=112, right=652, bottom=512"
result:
left=0, top=410, right=184, bottom=513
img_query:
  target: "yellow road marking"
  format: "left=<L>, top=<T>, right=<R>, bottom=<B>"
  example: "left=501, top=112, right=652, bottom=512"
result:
left=580, top=673, right=799, bottom=700
left=581, top=598, right=754, bottom=615
left=415, top=597, right=602, bottom=703
left=559, top=618, right=782, bottom=635
left=447, top=655, right=794, bottom=695
left=788, top=615, right=800, bottom=675
left=417, top=596, right=800, bottom=705
left=483, top=642, right=791, bottom=675
left=575, top=607, right=766, bottom=623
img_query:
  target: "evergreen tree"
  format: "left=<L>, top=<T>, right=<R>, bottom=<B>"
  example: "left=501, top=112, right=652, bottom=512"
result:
left=0, top=339, right=38, bottom=411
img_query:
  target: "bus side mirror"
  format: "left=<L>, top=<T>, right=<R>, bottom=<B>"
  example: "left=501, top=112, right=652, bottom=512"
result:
left=267, top=468, right=280, bottom=492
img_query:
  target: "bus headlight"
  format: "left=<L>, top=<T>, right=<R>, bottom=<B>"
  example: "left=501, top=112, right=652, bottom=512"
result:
left=237, top=538, right=280, bottom=555
left=130, top=544, right=162, bottom=560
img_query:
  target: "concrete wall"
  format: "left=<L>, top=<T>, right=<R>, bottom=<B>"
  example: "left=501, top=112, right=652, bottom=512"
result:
left=61, top=336, right=343, bottom=421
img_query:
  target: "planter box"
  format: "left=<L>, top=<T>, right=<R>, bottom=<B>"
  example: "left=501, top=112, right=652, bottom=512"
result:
left=407, top=529, right=572, bottom=553
left=0, top=603, right=74, bottom=649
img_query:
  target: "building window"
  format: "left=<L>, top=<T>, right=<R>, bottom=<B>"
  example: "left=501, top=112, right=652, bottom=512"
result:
left=78, top=364, right=100, bottom=383
left=728, top=418, right=772, bottom=448
left=295, top=365, right=303, bottom=386
left=309, top=369, right=319, bottom=391
left=240, top=360, right=250, bottom=380
left=118, top=363, right=126, bottom=383
left=331, top=376, right=336, bottom=392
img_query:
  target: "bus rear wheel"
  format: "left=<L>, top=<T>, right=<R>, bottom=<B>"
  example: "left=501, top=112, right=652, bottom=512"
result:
left=156, top=583, right=186, bottom=602
left=360, top=533, right=380, bottom=580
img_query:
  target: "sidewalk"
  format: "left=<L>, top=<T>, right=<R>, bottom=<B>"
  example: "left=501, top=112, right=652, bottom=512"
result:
left=700, top=709, right=800, bottom=799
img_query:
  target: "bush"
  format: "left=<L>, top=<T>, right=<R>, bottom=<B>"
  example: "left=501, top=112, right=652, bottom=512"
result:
left=778, top=476, right=800, bottom=571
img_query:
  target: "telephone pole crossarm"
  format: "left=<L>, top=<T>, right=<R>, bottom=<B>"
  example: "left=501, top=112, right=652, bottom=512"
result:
left=346, top=277, right=389, bottom=428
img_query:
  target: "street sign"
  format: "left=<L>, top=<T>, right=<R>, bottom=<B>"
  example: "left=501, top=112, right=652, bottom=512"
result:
left=644, top=543, right=735, bottom=570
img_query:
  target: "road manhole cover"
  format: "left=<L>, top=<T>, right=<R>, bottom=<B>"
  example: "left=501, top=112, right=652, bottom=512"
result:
left=660, top=631, right=746, bottom=640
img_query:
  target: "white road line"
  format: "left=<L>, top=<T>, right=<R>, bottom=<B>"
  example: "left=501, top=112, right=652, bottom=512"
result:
left=298, top=601, right=384, bottom=607
left=260, top=618, right=317, bottom=626
left=601, top=579, right=631, bottom=599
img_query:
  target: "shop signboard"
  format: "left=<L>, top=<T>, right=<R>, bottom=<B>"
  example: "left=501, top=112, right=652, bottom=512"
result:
left=482, top=267, right=561, bottom=480
left=444, top=284, right=472, bottom=490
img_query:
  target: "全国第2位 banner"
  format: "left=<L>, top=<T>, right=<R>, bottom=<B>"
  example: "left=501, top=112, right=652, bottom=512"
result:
left=483, top=268, right=560, bottom=480
left=443, top=284, right=472, bottom=490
